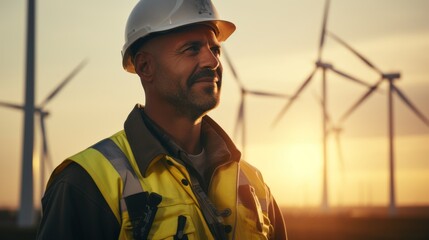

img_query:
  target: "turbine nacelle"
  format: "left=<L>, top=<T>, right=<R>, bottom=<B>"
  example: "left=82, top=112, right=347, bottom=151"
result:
left=382, top=72, right=401, bottom=80
left=316, top=60, right=333, bottom=69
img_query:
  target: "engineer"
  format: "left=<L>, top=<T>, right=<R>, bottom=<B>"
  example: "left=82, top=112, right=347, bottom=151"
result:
left=37, top=0, right=287, bottom=239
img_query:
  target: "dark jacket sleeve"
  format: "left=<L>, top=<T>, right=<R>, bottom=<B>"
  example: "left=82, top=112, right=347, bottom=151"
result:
left=269, top=194, right=288, bottom=240
left=36, top=162, right=120, bottom=240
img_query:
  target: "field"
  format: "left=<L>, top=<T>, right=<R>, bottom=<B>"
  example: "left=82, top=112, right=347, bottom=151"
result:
left=1, top=206, right=428, bottom=239
left=283, top=206, right=429, bottom=240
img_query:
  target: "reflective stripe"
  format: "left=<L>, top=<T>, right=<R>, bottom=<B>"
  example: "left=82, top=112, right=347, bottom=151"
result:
left=91, top=138, right=143, bottom=213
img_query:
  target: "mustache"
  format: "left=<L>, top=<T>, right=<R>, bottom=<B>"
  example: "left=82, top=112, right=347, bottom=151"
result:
left=187, top=68, right=220, bottom=87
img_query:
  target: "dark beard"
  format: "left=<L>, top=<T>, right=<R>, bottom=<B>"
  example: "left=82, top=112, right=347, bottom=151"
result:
left=167, top=70, right=221, bottom=120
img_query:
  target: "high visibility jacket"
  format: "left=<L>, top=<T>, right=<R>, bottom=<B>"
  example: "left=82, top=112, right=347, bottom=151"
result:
left=48, top=105, right=286, bottom=239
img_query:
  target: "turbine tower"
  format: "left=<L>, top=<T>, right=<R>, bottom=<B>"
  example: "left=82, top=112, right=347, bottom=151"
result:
left=19, top=0, right=36, bottom=227
left=329, top=32, right=429, bottom=215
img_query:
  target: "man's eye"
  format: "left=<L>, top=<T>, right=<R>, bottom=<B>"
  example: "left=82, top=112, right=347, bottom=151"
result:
left=186, top=46, right=200, bottom=53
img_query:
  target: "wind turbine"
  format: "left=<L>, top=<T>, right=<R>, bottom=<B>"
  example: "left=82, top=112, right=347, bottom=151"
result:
left=222, top=49, right=290, bottom=157
left=272, top=0, right=373, bottom=211
left=0, top=59, right=88, bottom=224
left=328, top=31, right=429, bottom=215
left=314, top=93, right=347, bottom=206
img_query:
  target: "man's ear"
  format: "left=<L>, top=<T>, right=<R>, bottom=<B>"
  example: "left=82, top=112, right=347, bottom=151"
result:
left=134, top=52, right=154, bottom=82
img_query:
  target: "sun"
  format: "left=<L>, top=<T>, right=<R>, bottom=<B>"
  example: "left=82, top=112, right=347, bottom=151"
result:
left=246, top=142, right=324, bottom=206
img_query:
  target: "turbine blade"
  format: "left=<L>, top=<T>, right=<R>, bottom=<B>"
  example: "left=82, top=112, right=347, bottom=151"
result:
left=40, top=114, right=48, bottom=158
left=234, top=99, right=245, bottom=140
left=392, top=85, right=429, bottom=126
left=241, top=99, right=247, bottom=158
left=339, top=78, right=384, bottom=124
left=247, top=90, right=291, bottom=98
left=313, top=92, right=331, bottom=125
left=327, top=32, right=383, bottom=75
left=39, top=59, right=88, bottom=107
left=222, top=47, right=243, bottom=87
left=39, top=112, right=50, bottom=193
left=273, top=68, right=318, bottom=126
left=318, top=0, right=331, bottom=60
left=0, top=101, right=25, bottom=110
left=1, top=101, right=46, bottom=114
left=329, top=66, right=373, bottom=88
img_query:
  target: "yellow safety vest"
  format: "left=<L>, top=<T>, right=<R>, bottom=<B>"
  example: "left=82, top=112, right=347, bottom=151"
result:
left=53, top=130, right=274, bottom=239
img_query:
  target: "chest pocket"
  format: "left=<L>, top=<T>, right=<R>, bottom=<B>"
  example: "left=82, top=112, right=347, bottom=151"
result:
left=238, top=168, right=273, bottom=239
left=119, top=205, right=198, bottom=240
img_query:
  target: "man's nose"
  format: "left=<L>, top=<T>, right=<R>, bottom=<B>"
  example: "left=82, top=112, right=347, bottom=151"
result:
left=200, top=47, right=220, bottom=70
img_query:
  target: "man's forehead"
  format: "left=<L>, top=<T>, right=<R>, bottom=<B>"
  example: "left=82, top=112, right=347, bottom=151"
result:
left=170, top=24, right=218, bottom=39
left=161, top=24, right=219, bottom=45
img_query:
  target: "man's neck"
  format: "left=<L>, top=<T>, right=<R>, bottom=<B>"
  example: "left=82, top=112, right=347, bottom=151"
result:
left=144, top=104, right=203, bottom=155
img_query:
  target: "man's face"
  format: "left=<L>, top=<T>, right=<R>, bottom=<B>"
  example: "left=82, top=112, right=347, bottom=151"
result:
left=145, top=25, right=223, bottom=119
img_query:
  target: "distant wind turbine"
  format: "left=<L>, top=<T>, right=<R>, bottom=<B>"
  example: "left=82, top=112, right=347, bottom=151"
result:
left=313, top=92, right=347, bottom=207
left=272, top=0, right=373, bottom=211
left=314, top=93, right=346, bottom=174
left=328, top=31, right=429, bottom=215
left=222, top=49, right=290, bottom=157
left=0, top=59, right=88, bottom=224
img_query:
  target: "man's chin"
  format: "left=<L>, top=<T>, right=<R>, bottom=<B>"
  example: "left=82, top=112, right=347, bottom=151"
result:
left=191, top=97, right=219, bottom=115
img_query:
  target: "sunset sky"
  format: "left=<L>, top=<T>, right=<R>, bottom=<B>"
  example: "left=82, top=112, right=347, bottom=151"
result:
left=0, top=0, right=428, bottom=210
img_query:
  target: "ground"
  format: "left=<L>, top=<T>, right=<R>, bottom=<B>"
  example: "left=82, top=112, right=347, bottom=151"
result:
left=1, top=206, right=429, bottom=239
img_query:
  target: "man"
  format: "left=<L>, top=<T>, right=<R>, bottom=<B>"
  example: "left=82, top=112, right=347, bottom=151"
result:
left=37, top=0, right=287, bottom=239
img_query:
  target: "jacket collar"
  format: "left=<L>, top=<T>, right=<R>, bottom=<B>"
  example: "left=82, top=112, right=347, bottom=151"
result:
left=124, top=104, right=241, bottom=177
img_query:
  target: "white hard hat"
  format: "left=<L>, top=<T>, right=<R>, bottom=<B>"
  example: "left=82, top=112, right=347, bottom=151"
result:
left=122, top=0, right=236, bottom=73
